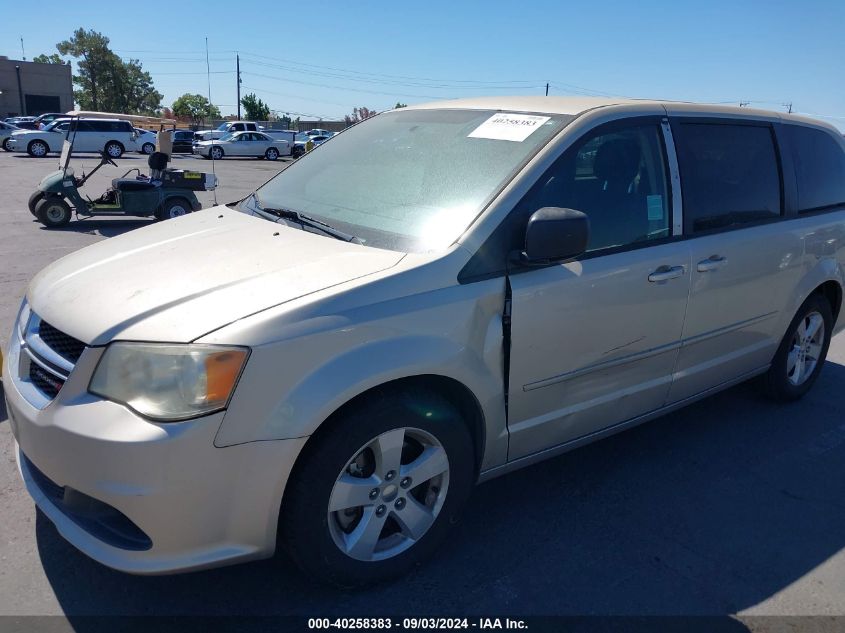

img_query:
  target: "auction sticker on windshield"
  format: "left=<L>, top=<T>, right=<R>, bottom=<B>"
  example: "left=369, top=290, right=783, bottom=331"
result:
left=468, top=113, right=551, bottom=142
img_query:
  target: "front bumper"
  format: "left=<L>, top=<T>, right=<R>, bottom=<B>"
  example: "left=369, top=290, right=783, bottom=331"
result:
left=3, top=332, right=307, bottom=574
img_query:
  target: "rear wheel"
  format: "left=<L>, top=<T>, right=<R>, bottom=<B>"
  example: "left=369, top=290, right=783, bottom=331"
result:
left=265, top=147, right=280, bottom=161
left=35, top=197, right=72, bottom=228
left=27, top=140, right=49, bottom=157
left=156, top=197, right=191, bottom=221
left=104, top=141, right=124, bottom=159
left=281, top=389, right=474, bottom=587
left=764, top=294, right=833, bottom=401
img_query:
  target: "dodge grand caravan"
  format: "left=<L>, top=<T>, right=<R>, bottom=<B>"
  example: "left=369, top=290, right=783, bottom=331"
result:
left=5, top=97, right=845, bottom=586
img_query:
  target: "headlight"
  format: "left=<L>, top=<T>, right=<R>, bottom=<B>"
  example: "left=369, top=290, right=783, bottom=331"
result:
left=89, top=343, right=249, bottom=421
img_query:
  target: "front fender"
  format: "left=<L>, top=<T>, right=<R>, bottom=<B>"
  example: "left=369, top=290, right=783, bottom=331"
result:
left=214, top=330, right=507, bottom=470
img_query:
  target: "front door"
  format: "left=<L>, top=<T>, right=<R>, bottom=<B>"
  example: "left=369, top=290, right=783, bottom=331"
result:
left=505, top=117, right=692, bottom=460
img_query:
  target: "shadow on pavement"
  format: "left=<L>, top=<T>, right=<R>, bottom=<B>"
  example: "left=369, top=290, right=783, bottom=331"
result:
left=38, top=218, right=152, bottom=238
left=34, top=361, right=845, bottom=620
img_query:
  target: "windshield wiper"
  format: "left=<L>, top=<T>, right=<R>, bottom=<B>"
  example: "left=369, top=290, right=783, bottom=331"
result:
left=252, top=194, right=361, bottom=244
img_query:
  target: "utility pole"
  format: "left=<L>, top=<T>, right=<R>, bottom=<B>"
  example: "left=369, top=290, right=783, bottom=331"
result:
left=20, top=37, right=25, bottom=60
left=739, top=101, right=749, bottom=107
left=545, top=82, right=549, bottom=96
left=785, top=102, right=793, bottom=113
left=236, top=54, right=241, bottom=120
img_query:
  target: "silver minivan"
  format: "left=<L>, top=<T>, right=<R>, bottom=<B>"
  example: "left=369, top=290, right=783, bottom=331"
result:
left=5, top=97, right=845, bottom=585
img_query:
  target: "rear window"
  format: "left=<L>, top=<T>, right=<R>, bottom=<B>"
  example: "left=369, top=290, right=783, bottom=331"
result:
left=674, top=122, right=782, bottom=233
left=784, top=125, right=845, bottom=212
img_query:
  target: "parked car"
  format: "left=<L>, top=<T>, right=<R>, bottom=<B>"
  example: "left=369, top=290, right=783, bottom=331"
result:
left=6, top=97, right=845, bottom=587
left=194, top=121, right=261, bottom=142
left=7, top=118, right=138, bottom=158
left=171, top=130, right=196, bottom=153
left=303, top=128, right=334, bottom=138
left=5, top=117, right=38, bottom=130
left=193, top=131, right=290, bottom=160
left=34, top=112, right=71, bottom=128
left=292, top=133, right=330, bottom=157
left=134, top=128, right=157, bottom=155
left=0, top=121, right=19, bottom=151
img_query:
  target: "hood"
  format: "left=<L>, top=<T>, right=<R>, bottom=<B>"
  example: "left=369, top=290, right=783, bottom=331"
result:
left=28, top=208, right=405, bottom=345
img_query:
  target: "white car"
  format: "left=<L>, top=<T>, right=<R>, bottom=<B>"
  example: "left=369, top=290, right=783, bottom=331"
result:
left=193, top=131, right=290, bottom=160
left=0, top=121, right=19, bottom=151
left=134, top=128, right=157, bottom=155
left=7, top=118, right=138, bottom=158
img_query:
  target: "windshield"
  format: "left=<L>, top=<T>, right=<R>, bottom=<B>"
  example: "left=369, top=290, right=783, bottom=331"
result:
left=44, top=120, right=68, bottom=132
left=295, top=133, right=310, bottom=142
left=249, top=109, right=571, bottom=252
left=216, top=122, right=230, bottom=131
left=219, top=133, right=236, bottom=142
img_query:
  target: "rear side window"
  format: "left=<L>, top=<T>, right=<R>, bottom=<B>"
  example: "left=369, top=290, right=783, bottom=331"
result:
left=674, top=122, right=782, bottom=233
left=785, top=125, right=845, bottom=212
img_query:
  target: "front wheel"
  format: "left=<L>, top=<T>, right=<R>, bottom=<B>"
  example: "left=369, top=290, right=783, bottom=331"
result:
left=210, top=146, right=224, bottom=160
left=156, top=197, right=191, bottom=221
left=2, top=137, right=12, bottom=151
left=35, top=197, right=72, bottom=228
left=104, top=141, right=124, bottom=159
left=28, top=191, right=46, bottom=216
left=281, top=389, right=474, bottom=587
left=764, top=294, right=833, bottom=401
left=27, top=140, right=49, bottom=157
left=141, top=142, right=155, bottom=155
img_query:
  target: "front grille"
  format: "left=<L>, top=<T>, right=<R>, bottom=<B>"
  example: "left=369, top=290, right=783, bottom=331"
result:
left=38, top=321, right=85, bottom=364
left=29, top=363, right=64, bottom=398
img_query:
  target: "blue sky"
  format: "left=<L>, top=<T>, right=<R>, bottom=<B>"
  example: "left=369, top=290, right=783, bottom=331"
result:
left=2, top=0, right=843, bottom=129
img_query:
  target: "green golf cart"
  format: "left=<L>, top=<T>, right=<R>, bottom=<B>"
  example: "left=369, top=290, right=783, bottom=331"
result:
left=29, top=125, right=217, bottom=228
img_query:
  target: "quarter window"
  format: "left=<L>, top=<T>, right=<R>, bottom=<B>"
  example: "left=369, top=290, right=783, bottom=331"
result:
left=674, top=122, right=782, bottom=232
left=784, top=125, right=845, bottom=212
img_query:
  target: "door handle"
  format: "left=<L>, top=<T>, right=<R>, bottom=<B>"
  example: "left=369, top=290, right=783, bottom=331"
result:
left=648, top=265, right=686, bottom=283
left=697, top=255, right=728, bottom=272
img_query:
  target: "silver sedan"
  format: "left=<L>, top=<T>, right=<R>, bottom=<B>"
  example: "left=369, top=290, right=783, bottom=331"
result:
left=193, top=131, right=291, bottom=160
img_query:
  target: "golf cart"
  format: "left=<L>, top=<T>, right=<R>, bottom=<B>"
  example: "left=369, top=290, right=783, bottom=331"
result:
left=29, top=125, right=217, bottom=228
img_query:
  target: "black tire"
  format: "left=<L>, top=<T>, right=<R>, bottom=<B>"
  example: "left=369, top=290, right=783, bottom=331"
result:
left=28, top=191, right=46, bottom=216
left=281, top=388, right=475, bottom=587
left=142, top=142, right=155, bottom=155
left=265, top=147, right=280, bottom=161
left=2, top=137, right=12, bottom=152
left=764, top=293, right=833, bottom=401
left=292, top=146, right=304, bottom=159
left=155, top=197, right=192, bottom=221
left=27, top=140, right=49, bottom=158
left=104, top=141, right=124, bottom=159
left=210, top=146, right=224, bottom=160
left=35, top=197, right=72, bottom=228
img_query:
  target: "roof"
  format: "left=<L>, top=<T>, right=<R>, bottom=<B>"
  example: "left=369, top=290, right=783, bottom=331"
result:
left=405, top=96, right=839, bottom=133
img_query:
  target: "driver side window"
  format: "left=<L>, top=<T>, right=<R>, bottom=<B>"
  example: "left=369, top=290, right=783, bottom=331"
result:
left=525, top=121, right=671, bottom=252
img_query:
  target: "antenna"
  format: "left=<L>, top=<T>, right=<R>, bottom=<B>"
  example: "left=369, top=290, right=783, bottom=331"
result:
left=205, top=37, right=218, bottom=205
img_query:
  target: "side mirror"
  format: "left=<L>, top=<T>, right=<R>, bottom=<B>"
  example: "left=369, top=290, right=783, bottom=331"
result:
left=519, top=207, right=590, bottom=265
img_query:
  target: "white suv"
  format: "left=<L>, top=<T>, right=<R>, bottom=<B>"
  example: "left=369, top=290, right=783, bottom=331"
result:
left=7, top=118, right=138, bottom=158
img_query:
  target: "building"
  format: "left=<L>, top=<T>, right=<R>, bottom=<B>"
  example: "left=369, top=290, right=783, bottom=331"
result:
left=0, top=57, right=73, bottom=118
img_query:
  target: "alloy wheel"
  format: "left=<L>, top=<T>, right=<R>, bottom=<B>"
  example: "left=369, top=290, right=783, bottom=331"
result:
left=327, top=427, right=449, bottom=562
left=787, top=311, right=825, bottom=386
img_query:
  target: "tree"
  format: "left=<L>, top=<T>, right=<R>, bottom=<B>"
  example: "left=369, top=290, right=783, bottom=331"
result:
left=394, top=102, right=407, bottom=109
left=33, top=53, right=68, bottom=65
left=172, top=93, right=221, bottom=127
left=344, top=107, right=377, bottom=126
left=240, top=93, right=270, bottom=121
left=55, top=28, right=161, bottom=114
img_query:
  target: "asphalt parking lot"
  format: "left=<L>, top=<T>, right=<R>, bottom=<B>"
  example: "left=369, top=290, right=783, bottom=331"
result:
left=2, top=148, right=845, bottom=623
